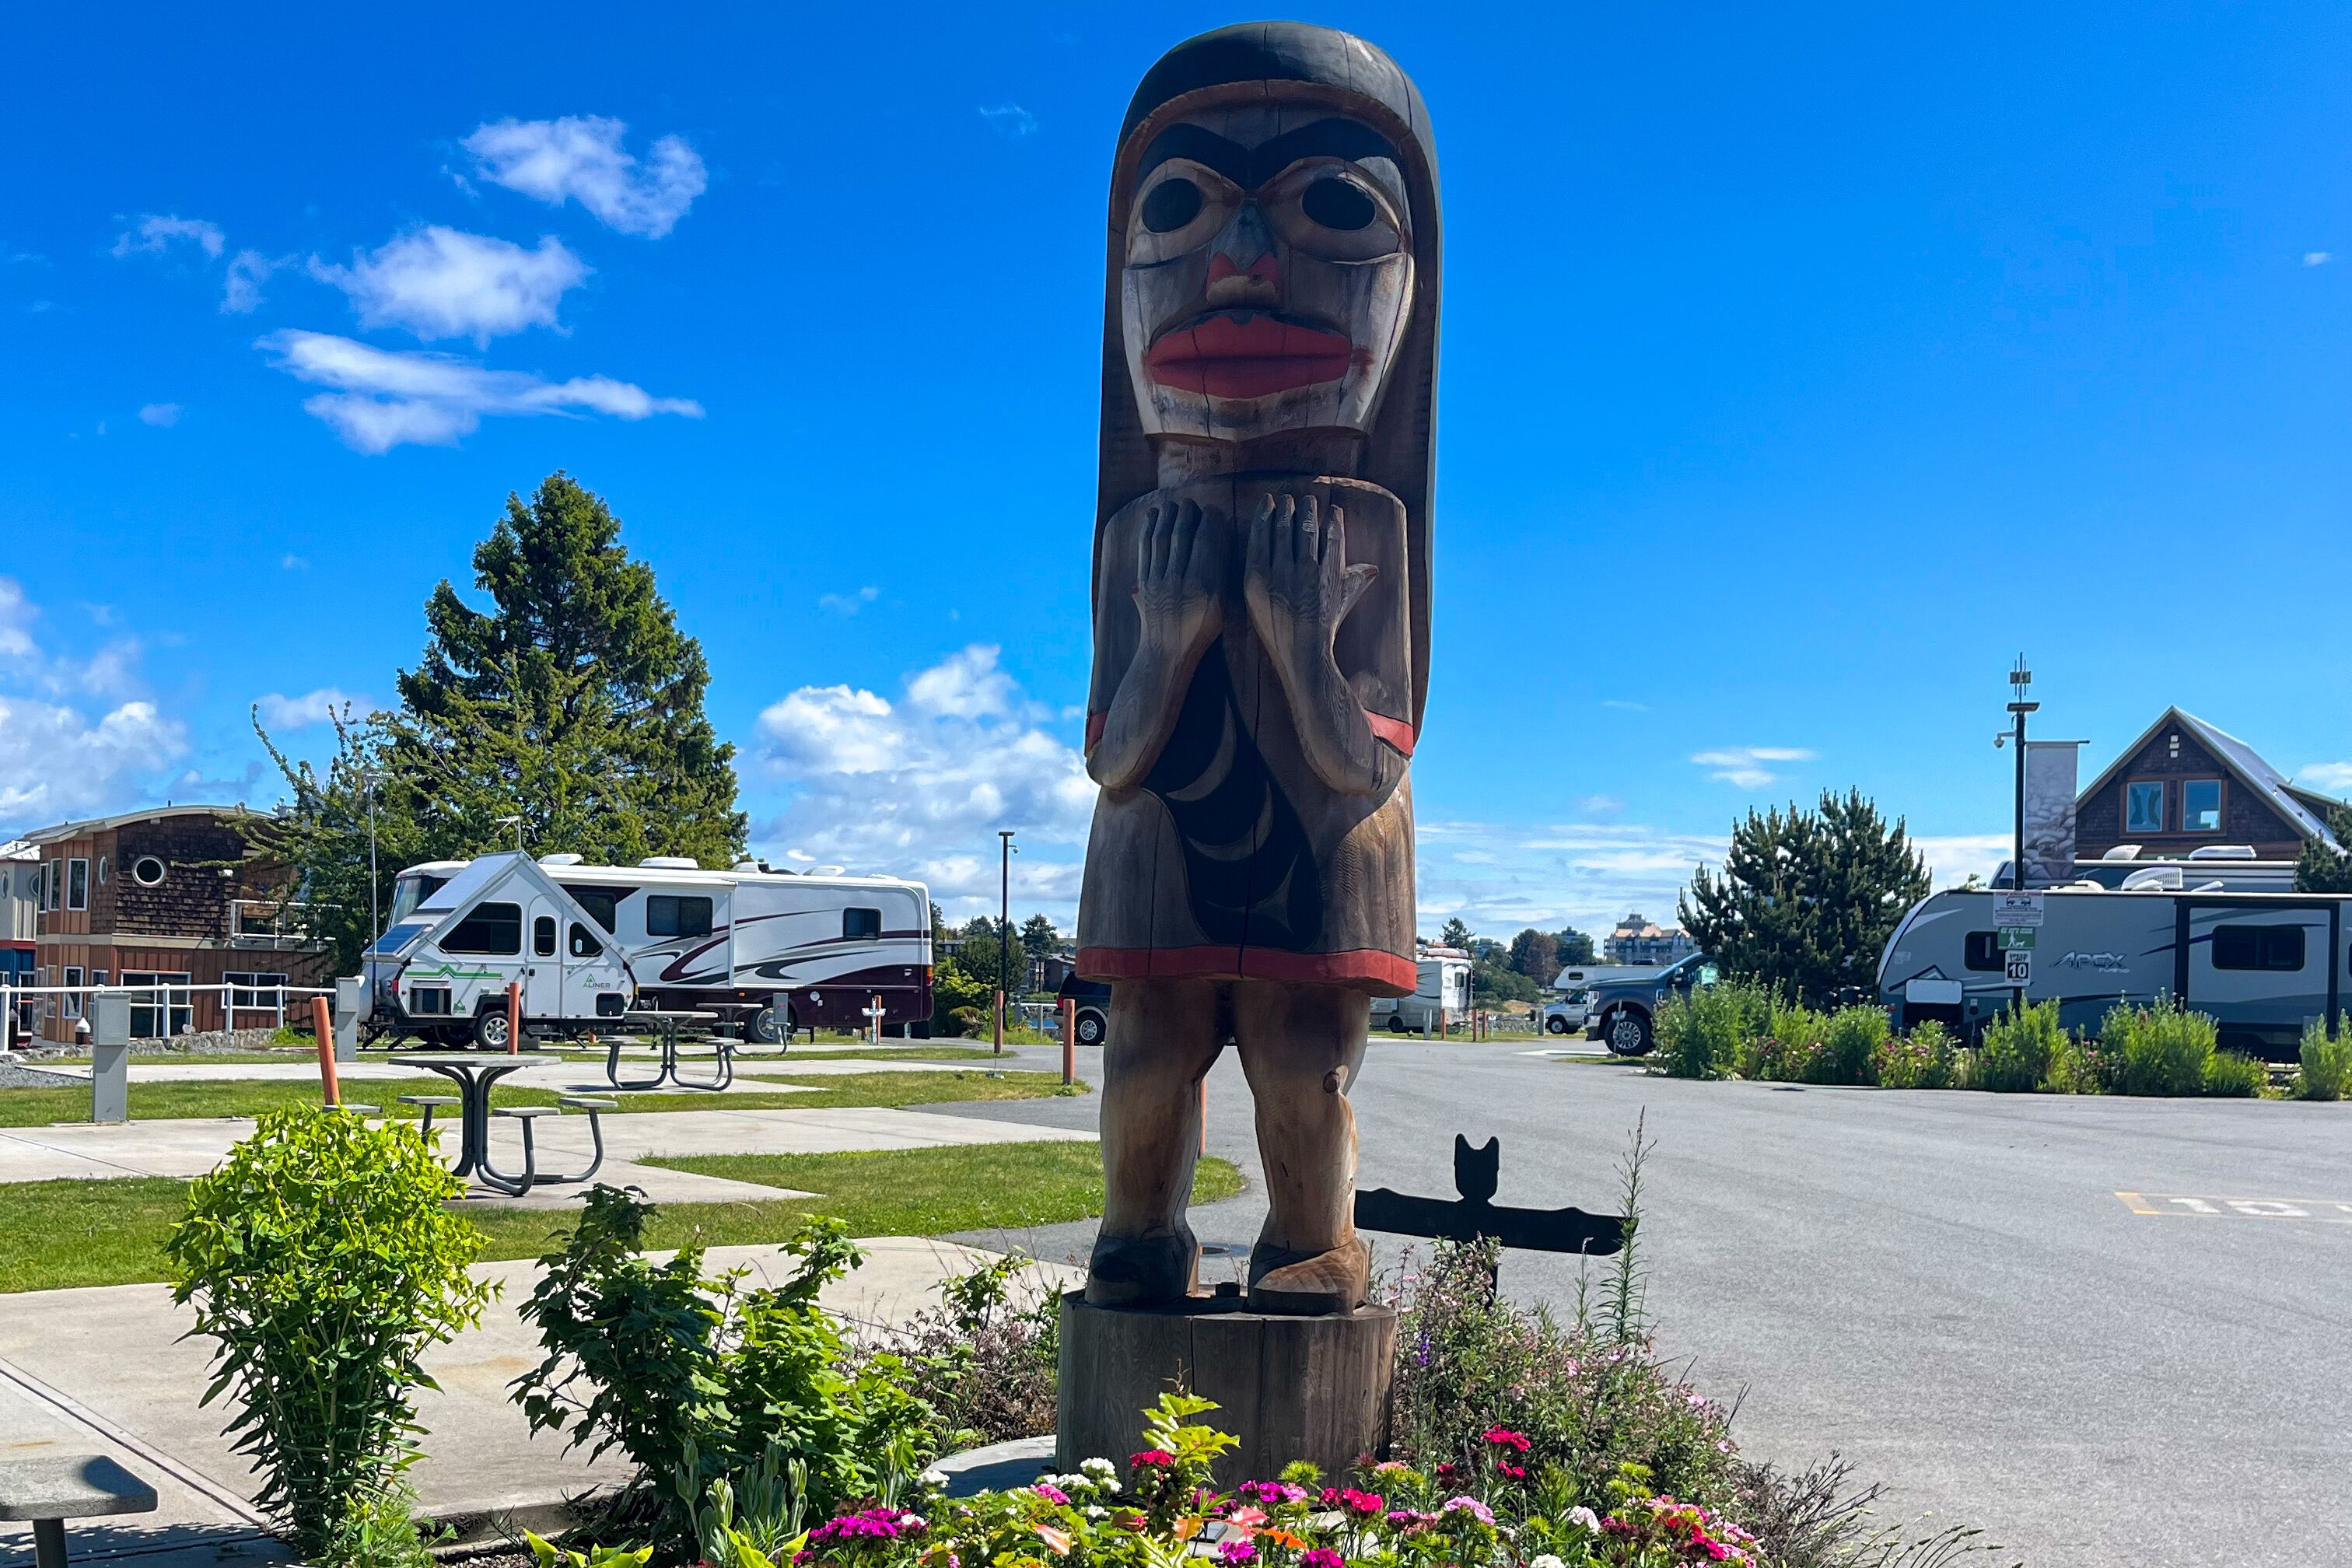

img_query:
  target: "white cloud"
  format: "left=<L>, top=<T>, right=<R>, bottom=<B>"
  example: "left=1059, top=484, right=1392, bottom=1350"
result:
left=1415, top=817, right=1728, bottom=940
left=312, top=227, right=586, bottom=343
left=111, top=214, right=224, bottom=260
left=751, top=645, right=1094, bottom=919
left=463, top=116, right=707, bottom=237
left=2296, top=761, right=2352, bottom=793
left=1601, top=698, right=1647, bottom=712
left=138, top=402, right=180, bottom=427
left=257, top=328, right=702, bottom=453
left=1908, top=832, right=2011, bottom=889
left=281, top=554, right=308, bottom=571
left=819, top=586, right=880, bottom=616
left=2305, top=252, right=2333, bottom=268
left=222, top=249, right=292, bottom=313
left=256, top=688, right=365, bottom=730
left=979, top=104, right=1039, bottom=138
left=0, top=577, right=189, bottom=830
left=1690, top=745, right=1815, bottom=788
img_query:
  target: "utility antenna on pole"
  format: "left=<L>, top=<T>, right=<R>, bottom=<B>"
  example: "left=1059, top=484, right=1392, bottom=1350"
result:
left=1992, top=653, right=2040, bottom=1019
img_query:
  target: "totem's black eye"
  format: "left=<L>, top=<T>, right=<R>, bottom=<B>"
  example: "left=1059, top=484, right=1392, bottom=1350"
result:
left=1140, top=177, right=1204, bottom=233
left=1301, top=177, right=1376, bottom=232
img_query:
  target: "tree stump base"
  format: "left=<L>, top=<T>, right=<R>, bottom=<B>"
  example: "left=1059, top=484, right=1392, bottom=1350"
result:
left=1055, top=1291, right=1396, bottom=1485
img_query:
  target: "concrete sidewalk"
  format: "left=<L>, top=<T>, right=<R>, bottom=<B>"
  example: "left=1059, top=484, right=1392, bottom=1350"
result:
left=0, top=1239, right=1079, bottom=1568
left=26, top=1053, right=992, bottom=1086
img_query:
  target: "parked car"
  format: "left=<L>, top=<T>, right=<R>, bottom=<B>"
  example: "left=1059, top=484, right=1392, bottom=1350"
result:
left=1542, top=989, right=1593, bottom=1034
left=1584, top=953, right=1718, bottom=1056
left=1059, top=975, right=1112, bottom=1047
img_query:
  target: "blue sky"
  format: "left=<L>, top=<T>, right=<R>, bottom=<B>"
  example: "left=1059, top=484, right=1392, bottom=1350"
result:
left=2, top=3, right=2347, bottom=933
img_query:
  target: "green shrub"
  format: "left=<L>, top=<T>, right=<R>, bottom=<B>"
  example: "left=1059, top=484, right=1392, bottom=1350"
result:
left=1656, top=981, right=1771, bottom=1079
left=513, top=1187, right=936, bottom=1557
left=1871, top=1020, right=1955, bottom=1090
left=1736, top=1000, right=1826, bottom=1082
left=1815, top=1006, right=1888, bottom=1086
left=2105, top=996, right=2217, bottom=1097
left=1976, top=1002, right=2064, bottom=1092
left=888, top=1252, right=1058, bottom=1446
left=164, top=1107, right=490, bottom=1556
left=2298, top=1020, right=2352, bottom=1101
left=2203, top=1050, right=2267, bottom=1098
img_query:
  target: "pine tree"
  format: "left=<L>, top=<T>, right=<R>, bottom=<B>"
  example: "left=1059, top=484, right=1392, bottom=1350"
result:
left=1679, top=789, right=1930, bottom=1006
left=2295, top=808, right=2352, bottom=893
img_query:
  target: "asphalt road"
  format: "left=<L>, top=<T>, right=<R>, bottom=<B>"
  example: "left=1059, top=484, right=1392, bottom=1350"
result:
left=943, top=1037, right=2352, bottom=1568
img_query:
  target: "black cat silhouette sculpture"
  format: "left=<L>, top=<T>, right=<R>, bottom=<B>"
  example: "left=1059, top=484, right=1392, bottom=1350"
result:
left=1354, top=1135, right=1626, bottom=1255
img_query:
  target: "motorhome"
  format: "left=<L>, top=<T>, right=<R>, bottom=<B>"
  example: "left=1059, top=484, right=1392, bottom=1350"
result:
left=365, top=853, right=636, bottom=1048
left=1877, top=877, right=2351, bottom=1058
left=1370, top=950, right=1473, bottom=1034
left=382, top=853, right=933, bottom=1045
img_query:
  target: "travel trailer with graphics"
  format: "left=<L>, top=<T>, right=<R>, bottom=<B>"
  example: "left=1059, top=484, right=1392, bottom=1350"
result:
left=380, top=853, right=933, bottom=1045
left=1877, top=872, right=2351, bottom=1058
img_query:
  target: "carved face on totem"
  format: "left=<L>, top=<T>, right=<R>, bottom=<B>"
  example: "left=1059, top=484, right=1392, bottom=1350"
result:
left=1121, top=105, right=1417, bottom=445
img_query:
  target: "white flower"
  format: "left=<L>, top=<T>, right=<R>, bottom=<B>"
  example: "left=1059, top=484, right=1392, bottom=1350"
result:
left=1085, top=1506, right=1108, bottom=1520
left=919, top=1468, right=949, bottom=1491
left=1081, top=1457, right=1118, bottom=1479
left=1566, top=1507, right=1603, bottom=1534
left=1534, top=1555, right=1569, bottom=1568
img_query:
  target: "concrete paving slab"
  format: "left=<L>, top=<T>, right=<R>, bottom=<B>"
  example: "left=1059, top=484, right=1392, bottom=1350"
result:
left=0, top=1239, right=1078, bottom=1563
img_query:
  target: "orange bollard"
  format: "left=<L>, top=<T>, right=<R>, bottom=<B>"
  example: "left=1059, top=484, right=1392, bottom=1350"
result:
left=311, top=996, right=341, bottom=1108
left=1060, top=997, right=1076, bottom=1085
left=506, top=981, right=520, bottom=1055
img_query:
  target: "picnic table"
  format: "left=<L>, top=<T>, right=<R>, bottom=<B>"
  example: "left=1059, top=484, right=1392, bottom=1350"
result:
left=606, top=1010, right=733, bottom=1092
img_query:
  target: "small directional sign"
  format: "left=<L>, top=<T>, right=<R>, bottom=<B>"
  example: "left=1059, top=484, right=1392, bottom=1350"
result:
left=1991, top=892, right=2045, bottom=927
left=1997, top=927, right=2036, bottom=950
left=2004, top=949, right=2033, bottom=985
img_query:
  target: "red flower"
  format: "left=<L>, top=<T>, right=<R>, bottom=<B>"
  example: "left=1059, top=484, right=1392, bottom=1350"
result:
left=1318, top=1487, right=1385, bottom=1515
left=1131, top=1450, right=1176, bottom=1468
left=1479, top=1426, right=1531, bottom=1453
left=1496, top=1462, right=1526, bottom=1480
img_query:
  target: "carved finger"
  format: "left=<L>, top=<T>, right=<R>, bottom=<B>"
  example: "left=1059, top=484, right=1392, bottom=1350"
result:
left=1298, top=492, right=1321, bottom=567
left=1172, top=500, right=1200, bottom=580
left=1139, top=504, right=1163, bottom=583
left=1250, top=493, right=1276, bottom=576
left=1152, top=502, right=1177, bottom=580
left=1338, top=562, right=1381, bottom=624
left=1276, top=493, right=1297, bottom=568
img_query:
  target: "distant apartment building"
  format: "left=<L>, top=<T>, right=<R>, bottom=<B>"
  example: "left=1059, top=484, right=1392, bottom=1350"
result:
left=2, top=841, right=34, bottom=1043
left=1603, top=913, right=1693, bottom=967
left=17, top=806, right=328, bottom=1042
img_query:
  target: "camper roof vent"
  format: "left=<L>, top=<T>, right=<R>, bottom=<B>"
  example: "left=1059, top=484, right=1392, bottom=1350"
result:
left=639, top=856, right=700, bottom=870
left=814, top=865, right=847, bottom=877
left=733, top=860, right=761, bottom=872
left=2187, top=845, right=2258, bottom=860
left=2190, top=879, right=2228, bottom=892
left=2102, top=845, right=2143, bottom=861
left=538, top=852, right=583, bottom=866
left=2120, top=866, right=2184, bottom=891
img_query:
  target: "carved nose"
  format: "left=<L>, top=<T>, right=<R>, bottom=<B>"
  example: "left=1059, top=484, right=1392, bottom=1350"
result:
left=1205, top=203, right=1281, bottom=304
left=1208, top=251, right=1281, bottom=286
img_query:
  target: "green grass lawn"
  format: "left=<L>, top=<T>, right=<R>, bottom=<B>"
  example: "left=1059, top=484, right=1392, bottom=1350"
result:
left=0, top=1145, right=1244, bottom=1293
left=0, top=1069, right=1084, bottom=1127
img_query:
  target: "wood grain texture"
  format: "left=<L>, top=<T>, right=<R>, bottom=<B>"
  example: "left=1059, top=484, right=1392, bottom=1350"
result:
left=1057, top=1293, right=1396, bottom=1484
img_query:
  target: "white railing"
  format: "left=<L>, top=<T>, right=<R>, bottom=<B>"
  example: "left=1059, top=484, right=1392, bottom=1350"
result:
left=0, top=981, right=336, bottom=1048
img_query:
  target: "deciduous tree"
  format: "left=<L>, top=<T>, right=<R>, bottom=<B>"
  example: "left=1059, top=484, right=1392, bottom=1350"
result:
left=1508, top=928, right=1559, bottom=984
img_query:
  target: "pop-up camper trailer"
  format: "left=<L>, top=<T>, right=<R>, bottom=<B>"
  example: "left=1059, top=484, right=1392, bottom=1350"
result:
left=383, top=854, right=933, bottom=1044
left=365, top=852, right=635, bottom=1048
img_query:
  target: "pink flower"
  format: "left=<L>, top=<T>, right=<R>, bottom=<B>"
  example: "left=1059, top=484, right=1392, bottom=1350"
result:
left=1238, top=1481, right=1307, bottom=1507
left=1479, top=1426, right=1531, bottom=1453
left=1131, top=1449, right=1175, bottom=1468
left=1302, top=1552, right=1345, bottom=1568
left=1216, top=1541, right=1257, bottom=1566
left=1032, top=1484, right=1070, bottom=1506
left=1496, top=1461, right=1526, bottom=1480
left=1440, top=1496, right=1494, bottom=1526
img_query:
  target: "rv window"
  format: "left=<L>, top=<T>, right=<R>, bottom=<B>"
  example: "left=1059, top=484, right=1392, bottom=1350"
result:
left=569, top=922, right=603, bottom=958
left=443, top=901, right=522, bottom=955
left=1963, top=932, right=2003, bottom=971
left=2126, top=781, right=2165, bottom=835
left=562, top=887, right=621, bottom=933
left=2182, top=780, right=2222, bottom=834
left=646, top=894, right=712, bottom=939
left=534, top=916, right=557, bottom=957
left=2212, top=924, right=2305, bottom=971
left=844, top=907, right=881, bottom=940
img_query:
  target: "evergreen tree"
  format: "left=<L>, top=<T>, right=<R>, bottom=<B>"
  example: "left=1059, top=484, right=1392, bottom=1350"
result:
left=1438, top=916, right=1474, bottom=950
left=2295, top=808, right=2352, bottom=893
left=1679, top=789, right=1930, bottom=1006
left=1020, top=913, right=1061, bottom=961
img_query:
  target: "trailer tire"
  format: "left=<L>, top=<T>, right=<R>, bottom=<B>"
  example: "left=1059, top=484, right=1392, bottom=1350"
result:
left=1388, top=1015, right=1409, bottom=1034
left=471, top=1007, right=513, bottom=1052
left=745, top=1005, right=785, bottom=1046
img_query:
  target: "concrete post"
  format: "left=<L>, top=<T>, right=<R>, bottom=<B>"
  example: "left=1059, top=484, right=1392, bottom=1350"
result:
left=333, top=976, right=366, bottom=1062
left=90, top=992, right=131, bottom=1125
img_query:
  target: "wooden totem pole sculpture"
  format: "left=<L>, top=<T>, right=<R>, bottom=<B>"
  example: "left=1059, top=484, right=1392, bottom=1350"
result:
left=1077, top=22, right=1439, bottom=1319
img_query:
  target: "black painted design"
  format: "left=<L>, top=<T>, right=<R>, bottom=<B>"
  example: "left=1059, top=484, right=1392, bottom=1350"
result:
left=1356, top=1136, right=1626, bottom=1256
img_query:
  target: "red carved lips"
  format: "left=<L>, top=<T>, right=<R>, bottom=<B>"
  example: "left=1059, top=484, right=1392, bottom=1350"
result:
left=1145, top=312, right=1355, bottom=400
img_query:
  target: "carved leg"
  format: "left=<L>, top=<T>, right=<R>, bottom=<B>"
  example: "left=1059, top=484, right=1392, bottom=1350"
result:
left=1234, top=980, right=1370, bottom=1314
left=1087, top=977, right=1222, bottom=1307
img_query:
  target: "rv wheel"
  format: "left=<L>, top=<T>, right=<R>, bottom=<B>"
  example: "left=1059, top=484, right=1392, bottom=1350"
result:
left=471, top=1009, right=513, bottom=1052
left=745, top=1005, right=785, bottom=1047
left=1388, top=1015, right=1409, bottom=1034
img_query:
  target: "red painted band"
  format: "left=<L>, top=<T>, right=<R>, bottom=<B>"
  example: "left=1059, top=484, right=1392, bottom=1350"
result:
left=1076, top=944, right=1416, bottom=994
left=1364, top=713, right=1416, bottom=755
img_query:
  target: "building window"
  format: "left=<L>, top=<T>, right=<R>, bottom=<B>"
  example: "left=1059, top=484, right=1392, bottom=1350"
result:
left=646, top=894, right=712, bottom=939
left=225, top=971, right=289, bottom=1010
left=844, top=907, right=882, bottom=940
left=47, top=862, right=62, bottom=912
left=68, top=859, right=88, bottom=911
left=2181, top=779, right=2222, bottom=834
left=443, top=901, right=523, bottom=955
left=534, top=915, right=558, bottom=957
left=2212, top=924, right=2305, bottom=971
left=1963, top=932, right=2004, bottom=972
left=2126, top=781, right=2165, bottom=835
left=131, top=856, right=166, bottom=887
left=97, top=856, right=107, bottom=884
left=63, top=966, right=83, bottom=1018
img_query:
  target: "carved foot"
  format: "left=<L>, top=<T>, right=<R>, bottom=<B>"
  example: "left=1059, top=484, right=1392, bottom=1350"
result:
left=1247, top=1237, right=1369, bottom=1314
left=1084, top=1230, right=1199, bottom=1307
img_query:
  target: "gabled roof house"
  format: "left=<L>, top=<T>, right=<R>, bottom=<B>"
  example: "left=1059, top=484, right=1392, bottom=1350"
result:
left=2076, top=708, right=2345, bottom=863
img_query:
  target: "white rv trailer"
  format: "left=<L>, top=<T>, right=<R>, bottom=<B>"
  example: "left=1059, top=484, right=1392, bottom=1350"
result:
left=383, top=854, right=933, bottom=1045
left=1876, top=882, right=2351, bottom=1058
left=1369, top=951, right=1473, bottom=1034
left=365, top=853, right=638, bottom=1048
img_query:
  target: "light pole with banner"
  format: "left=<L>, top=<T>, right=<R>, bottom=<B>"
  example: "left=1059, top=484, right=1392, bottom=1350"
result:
left=1993, top=654, right=2040, bottom=1019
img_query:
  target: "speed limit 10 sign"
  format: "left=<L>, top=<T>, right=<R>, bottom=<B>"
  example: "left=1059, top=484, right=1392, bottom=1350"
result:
left=2004, top=949, right=2032, bottom=985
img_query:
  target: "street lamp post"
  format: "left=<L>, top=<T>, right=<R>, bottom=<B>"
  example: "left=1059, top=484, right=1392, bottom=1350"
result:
left=1993, top=653, right=2039, bottom=1020
left=356, top=767, right=382, bottom=950
left=996, top=830, right=1017, bottom=1055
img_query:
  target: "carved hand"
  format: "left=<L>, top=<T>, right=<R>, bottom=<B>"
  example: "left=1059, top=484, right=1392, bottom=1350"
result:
left=1244, top=492, right=1378, bottom=668
left=1132, top=499, right=1224, bottom=660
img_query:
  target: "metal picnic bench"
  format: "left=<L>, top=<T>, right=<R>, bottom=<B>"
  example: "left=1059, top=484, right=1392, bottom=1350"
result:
left=0, top=1454, right=156, bottom=1568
